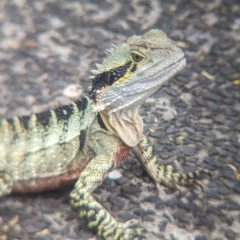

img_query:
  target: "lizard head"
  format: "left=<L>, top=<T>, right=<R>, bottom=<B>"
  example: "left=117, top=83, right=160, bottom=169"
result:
left=89, top=29, right=186, bottom=113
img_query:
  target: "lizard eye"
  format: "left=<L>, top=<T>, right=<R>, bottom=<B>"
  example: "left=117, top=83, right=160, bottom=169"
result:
left=131, top=53, right=144, bottom=63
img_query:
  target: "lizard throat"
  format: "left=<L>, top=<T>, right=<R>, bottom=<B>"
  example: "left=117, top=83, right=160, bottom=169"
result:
left=99, top=109, right=143, bottom=147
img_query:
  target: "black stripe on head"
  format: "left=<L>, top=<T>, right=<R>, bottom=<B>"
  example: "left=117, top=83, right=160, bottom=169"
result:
left=89, top=61, right=132, bottom=102
left=106, top=61, right=132, bottom=85
left=55, top=104, right=73, bottom=121
left=131, top=64, right=137, bottom=72
left=36, top=110, right=51, bottom=127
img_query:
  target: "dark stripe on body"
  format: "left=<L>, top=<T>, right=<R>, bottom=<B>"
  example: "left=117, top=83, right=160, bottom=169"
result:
left=36, top=110, right=51, bottom=127
left=6, top=118, right=21, bottom=135
left=75, top=98, right=88, bottom=112
left=55, top=104, right=73, bottom=121
left=3, top=98, right=88, bottom=138
left=79, top=130, right=86, bottom=150
left=19, top=115, right=31, bottom=130
left=36, top=98, right=88, bottom=127
left=97, top=113, right=108, bottom=131
left=6, top=118, right=14, bottom=126
left=131, top=64, right=137, bottom=72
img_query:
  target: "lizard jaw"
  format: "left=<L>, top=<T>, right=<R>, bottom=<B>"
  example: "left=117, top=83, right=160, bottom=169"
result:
left=88, top=29, right=186, bottom=114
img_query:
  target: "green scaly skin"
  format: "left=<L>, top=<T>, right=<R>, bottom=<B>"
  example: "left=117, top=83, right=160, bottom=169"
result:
left=0, top=29, right=207, bottom=239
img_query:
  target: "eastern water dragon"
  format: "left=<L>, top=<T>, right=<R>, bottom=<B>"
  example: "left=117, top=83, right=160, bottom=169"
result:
left=0, top=29, right=206, bottom=240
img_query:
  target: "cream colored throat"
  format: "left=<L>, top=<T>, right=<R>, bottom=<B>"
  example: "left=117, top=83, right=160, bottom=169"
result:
left=100, top=109, right=143, bottom=147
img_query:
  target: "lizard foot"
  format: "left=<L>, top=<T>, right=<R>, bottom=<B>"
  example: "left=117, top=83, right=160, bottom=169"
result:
left=155, top=164, right=210, bottom=190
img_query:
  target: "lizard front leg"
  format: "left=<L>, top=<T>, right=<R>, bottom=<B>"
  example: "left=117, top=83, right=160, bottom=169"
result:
left=132, top=135, right=207, bottom=191
left=69, top=153, right=151, bottom=240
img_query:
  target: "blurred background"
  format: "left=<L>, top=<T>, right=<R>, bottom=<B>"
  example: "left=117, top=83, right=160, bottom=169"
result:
left=0, top=0, right=240, bottom=239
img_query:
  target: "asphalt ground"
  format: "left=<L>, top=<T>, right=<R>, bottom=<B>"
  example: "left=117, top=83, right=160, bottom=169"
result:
left=0, top=0, right=240, bottom=239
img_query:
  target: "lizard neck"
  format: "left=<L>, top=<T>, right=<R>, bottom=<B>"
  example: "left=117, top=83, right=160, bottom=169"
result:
left=99, top=108, right=143, bottom=147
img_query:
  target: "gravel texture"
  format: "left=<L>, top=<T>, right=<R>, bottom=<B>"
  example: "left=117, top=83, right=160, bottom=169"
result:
left=0, top=0, right=240, bottom=240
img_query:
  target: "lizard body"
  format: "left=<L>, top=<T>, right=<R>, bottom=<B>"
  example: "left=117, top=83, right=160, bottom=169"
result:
left=0, top=30, right=203, bottom=239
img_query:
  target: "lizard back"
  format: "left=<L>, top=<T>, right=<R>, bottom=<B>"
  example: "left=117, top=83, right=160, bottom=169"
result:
left=0, top=97, right=95, bottom=191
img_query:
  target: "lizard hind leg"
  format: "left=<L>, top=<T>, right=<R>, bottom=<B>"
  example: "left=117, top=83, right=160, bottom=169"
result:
left=0, top=171, right=13, bottom=197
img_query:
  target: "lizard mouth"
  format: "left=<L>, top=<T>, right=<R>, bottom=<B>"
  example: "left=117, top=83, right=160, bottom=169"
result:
left=93, top=52, right=186, bottom=113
